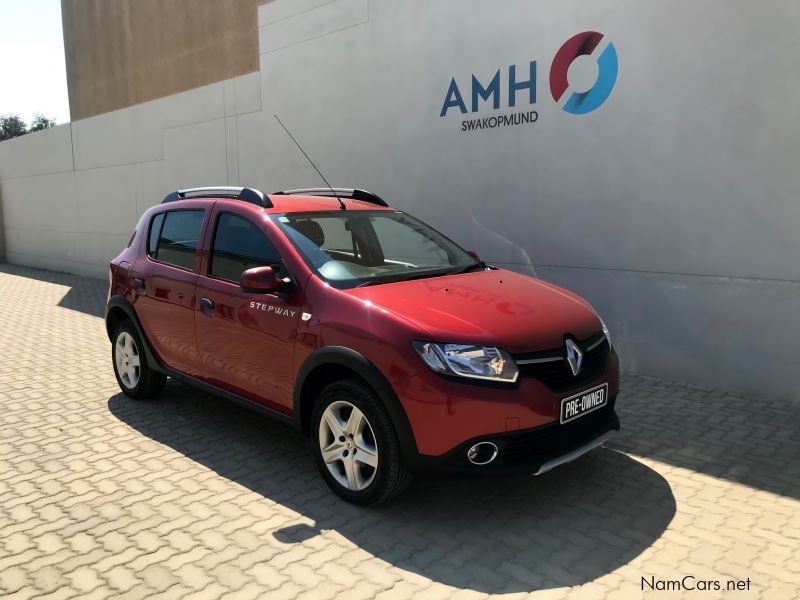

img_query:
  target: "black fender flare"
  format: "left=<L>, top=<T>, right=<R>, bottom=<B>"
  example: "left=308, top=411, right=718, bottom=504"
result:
left=293, top=346, right=420, bottom=466
left=105, top=295, right=164, bottom=374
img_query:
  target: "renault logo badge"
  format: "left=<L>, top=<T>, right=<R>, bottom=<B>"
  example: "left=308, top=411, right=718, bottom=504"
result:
left=565, top=339, right=583, bottom=376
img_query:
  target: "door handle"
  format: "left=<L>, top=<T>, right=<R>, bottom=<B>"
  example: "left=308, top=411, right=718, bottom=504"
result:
left=133, top=277, right=145, bottom=289
left=200, top=297, right=215, bottom=313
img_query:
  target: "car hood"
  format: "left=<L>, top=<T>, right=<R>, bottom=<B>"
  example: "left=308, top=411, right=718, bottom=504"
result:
left=345, top=269, right=602, bottom=353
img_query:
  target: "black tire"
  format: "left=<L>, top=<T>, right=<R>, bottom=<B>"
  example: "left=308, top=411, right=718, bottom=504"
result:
left=311, top=378, right=411, bottom=505
left=111, top=319, right=166, bottom=400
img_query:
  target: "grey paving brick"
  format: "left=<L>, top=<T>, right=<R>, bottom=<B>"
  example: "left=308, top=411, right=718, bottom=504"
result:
left=0, top=264, right=798, bottom=600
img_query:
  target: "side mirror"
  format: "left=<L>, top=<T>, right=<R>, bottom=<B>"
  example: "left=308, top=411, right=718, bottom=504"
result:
left=240, top=266, right=284, bottom=294
left=467, top=250, right=481, bottom=261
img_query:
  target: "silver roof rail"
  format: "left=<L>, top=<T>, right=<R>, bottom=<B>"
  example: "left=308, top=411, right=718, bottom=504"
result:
left=273, top=187, right=388, bottom=207
left=162, top=186, right=272, bottom=208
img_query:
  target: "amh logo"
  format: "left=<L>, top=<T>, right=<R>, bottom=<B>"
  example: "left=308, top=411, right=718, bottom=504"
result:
left=439, top=62, right=536, bottom=118
left=550, top=31, right=618, bottom=115
left=440, top=30, right=618, bottom=128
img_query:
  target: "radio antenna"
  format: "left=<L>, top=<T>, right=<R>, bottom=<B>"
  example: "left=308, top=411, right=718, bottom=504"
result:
left=273, top=114, right=346, bottom=211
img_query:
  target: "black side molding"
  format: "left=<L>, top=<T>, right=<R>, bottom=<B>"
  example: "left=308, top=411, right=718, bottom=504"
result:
left=161, top=365, right=296, bottom=429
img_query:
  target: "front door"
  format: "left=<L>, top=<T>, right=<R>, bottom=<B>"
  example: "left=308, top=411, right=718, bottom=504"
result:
left=195, top=209, right=303, bottom=414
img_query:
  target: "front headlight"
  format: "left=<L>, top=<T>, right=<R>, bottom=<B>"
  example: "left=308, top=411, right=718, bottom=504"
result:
left=599, top=317, right=613, bottom=348
left=412, top=342, right=519, bottom=383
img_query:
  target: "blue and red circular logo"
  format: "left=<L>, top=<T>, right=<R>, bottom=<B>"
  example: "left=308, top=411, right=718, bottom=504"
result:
left=550, top=31, right=618, bottom=115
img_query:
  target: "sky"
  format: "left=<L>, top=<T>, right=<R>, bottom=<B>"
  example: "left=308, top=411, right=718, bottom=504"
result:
left=0, top=0, right=71, bottom=125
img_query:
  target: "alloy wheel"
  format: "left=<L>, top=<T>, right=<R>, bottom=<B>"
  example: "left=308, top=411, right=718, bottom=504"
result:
left=115, top=331, right=141, bottom=389
left=318, top=400, right=379, bottom=491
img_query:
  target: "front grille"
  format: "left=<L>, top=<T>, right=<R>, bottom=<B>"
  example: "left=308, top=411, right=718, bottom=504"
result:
left=514, top=332, right=609, bottom=392
left=501, top=402, right=616, bottom=466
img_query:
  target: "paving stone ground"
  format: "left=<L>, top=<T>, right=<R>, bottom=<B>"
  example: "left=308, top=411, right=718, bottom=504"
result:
left=0, top=263, right=798, bottom=600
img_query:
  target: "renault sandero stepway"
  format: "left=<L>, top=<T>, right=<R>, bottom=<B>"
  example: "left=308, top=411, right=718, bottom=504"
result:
left=106, top=186, right=620, bottom=505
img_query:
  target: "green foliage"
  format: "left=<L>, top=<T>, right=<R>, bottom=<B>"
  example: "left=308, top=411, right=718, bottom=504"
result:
left=0, top=114, right=28, bottom=141
left=30, top=113, right=57, bottom=132
left=0, top=113, right=58, bottom=141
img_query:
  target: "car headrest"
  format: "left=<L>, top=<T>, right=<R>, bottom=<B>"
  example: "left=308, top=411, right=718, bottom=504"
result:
left=289, top=219, right=325, bottom=248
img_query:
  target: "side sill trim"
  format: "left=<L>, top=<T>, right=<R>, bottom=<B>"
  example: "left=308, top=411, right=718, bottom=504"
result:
left=534, top=429, right=617, bottom=475
left=162, top=368, right=298, bottom=430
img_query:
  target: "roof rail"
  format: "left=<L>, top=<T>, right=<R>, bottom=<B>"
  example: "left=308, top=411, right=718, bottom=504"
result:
left=162, top=186, right=272, bottom=208
left=272, top=187, right=388, bottom=207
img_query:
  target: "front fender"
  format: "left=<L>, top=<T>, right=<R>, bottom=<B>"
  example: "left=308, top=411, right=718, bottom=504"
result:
left=294, top=346, right=420, bottom=467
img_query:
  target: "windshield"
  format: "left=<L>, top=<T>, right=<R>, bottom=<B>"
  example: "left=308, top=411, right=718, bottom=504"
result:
left=273, top=211, right=481, bottom=289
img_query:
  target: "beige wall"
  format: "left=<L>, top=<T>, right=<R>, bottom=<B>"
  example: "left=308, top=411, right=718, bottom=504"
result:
left=61, top=0, right=267, bottom=120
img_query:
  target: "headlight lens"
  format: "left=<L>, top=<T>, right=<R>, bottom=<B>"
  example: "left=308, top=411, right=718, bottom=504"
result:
left=412, top=342, right=519, bottom=382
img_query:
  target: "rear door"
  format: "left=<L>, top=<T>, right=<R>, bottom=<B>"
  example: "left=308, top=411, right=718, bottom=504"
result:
left=195, top=207, right=303, bottom=414
left=133, top=205, right=210, bottom=377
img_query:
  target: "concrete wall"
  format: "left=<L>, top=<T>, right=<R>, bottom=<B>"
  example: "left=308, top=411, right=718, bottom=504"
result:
left=61, top=0, right=268, bottom=120
left=2, top=0, right=799, bottom=401
left=0, top=185, right=5, bottom=263
left=0, top=70, right=262, bottom=276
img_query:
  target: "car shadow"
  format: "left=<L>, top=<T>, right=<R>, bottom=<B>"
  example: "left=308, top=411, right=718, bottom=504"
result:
left=9, top=263, right=799, bottom=502
left=108, top=383, right=675, bottom=594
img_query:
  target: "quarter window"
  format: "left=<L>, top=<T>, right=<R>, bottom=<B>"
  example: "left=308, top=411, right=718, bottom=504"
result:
left=148, top=213, right=165, bottom=258
left=210, top=213, right=282, bottom=282
left=154, top=210, right=205, bottom=270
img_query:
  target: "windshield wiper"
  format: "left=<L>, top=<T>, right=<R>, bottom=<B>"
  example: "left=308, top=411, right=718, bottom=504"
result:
left=356, top=264, right=489, bottom=287
left=356, top=269, right=455, bottom=287
left=451, top=261, right=489, bottom=275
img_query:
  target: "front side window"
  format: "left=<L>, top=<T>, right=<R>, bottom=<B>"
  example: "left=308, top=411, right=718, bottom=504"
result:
left=210, top=213, right=282, bottom=283
left=154, top=210, right=205, bottom=270
left=273, top=211, right=479, bottom=289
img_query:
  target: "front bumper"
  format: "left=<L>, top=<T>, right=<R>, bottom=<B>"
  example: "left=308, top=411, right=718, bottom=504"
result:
left=416, top=400, right=620, bottom=474
left=395, top=345, right=620, bottom=457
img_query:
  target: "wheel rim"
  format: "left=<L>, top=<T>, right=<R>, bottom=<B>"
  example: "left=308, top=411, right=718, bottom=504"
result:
left=318, top=401, right=379, bottom=492
left=115, top=331, right=141, bottom=389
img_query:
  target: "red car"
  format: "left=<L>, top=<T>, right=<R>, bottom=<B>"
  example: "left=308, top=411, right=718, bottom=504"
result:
left=106, top=186, right=620, bottom=505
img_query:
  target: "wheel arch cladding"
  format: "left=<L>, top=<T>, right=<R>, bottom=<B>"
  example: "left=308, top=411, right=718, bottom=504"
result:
left=105, top=295, right=162, bottom=372
left=294, top=346, right=420, bottom=464
left=105, top=305, right=129, bottom=341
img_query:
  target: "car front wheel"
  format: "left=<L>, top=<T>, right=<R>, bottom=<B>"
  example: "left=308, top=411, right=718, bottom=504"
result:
left=311, top=379, right=411, bottom=505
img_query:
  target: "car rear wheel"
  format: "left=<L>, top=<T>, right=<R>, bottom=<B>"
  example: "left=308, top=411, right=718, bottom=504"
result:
left=112, top=320, right=166, bottom=399
left=311, top=378, right=411, bottom=505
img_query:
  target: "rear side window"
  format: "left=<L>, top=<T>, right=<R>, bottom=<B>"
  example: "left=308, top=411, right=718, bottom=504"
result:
left=148, top=213, right=165, bottom=257
left=154, top=210, right=205, bottom=270
left=210, top=213, right=281, bottom=282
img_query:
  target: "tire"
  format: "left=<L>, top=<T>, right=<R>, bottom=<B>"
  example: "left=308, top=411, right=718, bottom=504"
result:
left=311, top=378, right=411, bottom=505
left=112, top=319, right=166, bottom=400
